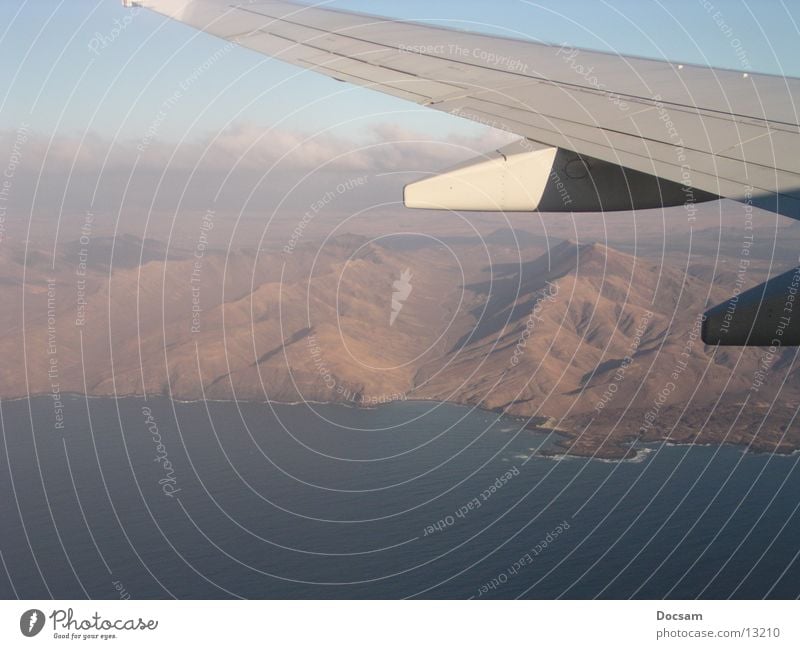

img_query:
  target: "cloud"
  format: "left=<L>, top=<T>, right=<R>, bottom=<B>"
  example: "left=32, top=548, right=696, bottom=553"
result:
left=1, top=121, right=515, bottom=175
left=0, top=121, right=517, bottom=217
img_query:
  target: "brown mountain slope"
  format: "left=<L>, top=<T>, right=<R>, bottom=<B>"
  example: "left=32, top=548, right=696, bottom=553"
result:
left=1, top=233, right=797, bottom=459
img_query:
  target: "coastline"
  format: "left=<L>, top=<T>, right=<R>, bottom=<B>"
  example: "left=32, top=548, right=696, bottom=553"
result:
left=7, top=390, right=800, bottom=462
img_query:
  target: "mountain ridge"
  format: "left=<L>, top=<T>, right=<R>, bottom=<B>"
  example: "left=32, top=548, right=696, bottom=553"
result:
left=1, top=231, right=798, bottom=459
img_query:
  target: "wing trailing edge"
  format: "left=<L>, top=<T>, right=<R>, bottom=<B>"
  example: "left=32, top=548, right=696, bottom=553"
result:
left=404, top=139, right=717, bottom=213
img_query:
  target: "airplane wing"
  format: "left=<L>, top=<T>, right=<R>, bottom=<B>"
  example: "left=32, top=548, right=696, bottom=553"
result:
left=125, top=0, right=799, bottom=218
left=123, top=0, right=800, bottom=345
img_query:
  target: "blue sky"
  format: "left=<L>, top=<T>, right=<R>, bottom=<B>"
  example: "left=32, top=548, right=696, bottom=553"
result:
left=1, top=0, right=798, bottom=143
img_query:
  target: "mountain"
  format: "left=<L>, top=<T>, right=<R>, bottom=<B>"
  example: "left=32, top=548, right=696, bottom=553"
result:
left=1, top=231, right=797, bottom=459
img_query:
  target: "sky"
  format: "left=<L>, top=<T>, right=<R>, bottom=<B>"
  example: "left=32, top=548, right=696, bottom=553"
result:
left=1, top=0, right=799, bottom=142
left=1, top=0, right=799, bottom=245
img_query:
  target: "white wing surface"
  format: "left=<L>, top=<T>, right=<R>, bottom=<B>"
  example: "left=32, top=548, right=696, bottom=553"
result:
left=125, top=0, right=800, bottom=218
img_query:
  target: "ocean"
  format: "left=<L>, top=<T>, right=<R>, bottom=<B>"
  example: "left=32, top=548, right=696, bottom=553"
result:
left=0, top=395, right=798, bottom=599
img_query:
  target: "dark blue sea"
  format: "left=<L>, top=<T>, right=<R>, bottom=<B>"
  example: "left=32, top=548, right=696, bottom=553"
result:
left=0, top=396, right=798, bottom=599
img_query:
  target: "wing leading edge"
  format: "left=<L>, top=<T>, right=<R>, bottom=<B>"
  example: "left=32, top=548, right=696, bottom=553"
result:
left=125, top=0, right=800, bottom=219
left=124, top=0, right=800, bottom=346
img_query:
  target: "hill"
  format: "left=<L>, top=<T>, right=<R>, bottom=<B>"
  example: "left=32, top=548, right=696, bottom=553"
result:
left=0, top=231, right=797, bottom=459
